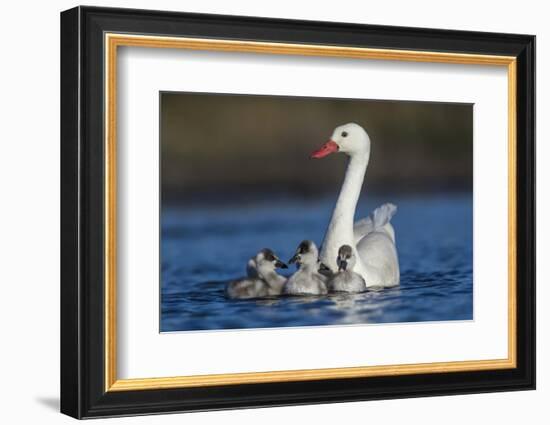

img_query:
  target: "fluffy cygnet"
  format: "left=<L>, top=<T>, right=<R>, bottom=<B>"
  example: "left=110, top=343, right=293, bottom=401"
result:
left=283, top=240, right=328, bottom=296
left=226, top=249, right=287, bottom=299
left=327, top=245, right=367, bottom=293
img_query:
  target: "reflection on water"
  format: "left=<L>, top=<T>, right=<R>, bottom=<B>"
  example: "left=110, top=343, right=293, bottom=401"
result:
left=160, top=193, right=473, bottom=332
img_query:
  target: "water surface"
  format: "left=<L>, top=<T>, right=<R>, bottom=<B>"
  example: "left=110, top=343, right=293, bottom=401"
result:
left=160, top=193, right=472, bottom=332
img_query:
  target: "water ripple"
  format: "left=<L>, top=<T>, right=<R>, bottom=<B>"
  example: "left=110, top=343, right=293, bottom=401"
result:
left=161, top=194, right=473, bottom=331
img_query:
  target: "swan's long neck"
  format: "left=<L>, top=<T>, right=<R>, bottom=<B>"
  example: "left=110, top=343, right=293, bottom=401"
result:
left=333, top=154, right=368, bottom=226
left=320, top=153, right=369, bottom=269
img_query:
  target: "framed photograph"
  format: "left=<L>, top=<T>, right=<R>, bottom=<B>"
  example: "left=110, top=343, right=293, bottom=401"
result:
left=60, top=6, right=535, bottom=419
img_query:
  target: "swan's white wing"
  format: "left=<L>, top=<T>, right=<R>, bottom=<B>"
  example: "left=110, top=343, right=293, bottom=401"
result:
left=353, top=217, right=374, bottom=243
left=371, top=203, right=397, bottom=227
left=354, top=203, right=397, bottom=243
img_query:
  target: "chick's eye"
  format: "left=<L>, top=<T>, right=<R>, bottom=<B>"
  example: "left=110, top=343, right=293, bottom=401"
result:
left=341, top=131, right=348, bottom=137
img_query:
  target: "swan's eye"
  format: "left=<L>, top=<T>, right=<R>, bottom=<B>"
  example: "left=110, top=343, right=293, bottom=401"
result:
left=341, top=131, right=348, bottom=137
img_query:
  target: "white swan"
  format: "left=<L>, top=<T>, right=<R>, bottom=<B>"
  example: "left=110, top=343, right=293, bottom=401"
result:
left=327, top=245, right=367, bottom=293
left=311, top=123, right=400, bottom=287
left=226, top=249, right=288, bottom=299
left=283, top=240, right=328, bottom=296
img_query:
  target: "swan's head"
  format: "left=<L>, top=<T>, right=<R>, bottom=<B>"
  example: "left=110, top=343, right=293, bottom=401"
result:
left=289, top=240, right=319, bottom=268
left=255, top=248, right=287, bottom=276
left=337, top=245, right=356, bottom=272
left=311, top=123, right=370, bottom=159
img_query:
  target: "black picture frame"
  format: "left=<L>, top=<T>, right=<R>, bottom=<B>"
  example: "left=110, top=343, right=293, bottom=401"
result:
left=61, top=5, right=535, bottom=419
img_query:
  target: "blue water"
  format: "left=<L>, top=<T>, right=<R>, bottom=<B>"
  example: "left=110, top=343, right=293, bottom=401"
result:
left=160, top=194, right=473, bottom=332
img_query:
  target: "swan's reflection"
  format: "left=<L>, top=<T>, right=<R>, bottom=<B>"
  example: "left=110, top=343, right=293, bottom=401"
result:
left=325, top=286, right=403, bottom=324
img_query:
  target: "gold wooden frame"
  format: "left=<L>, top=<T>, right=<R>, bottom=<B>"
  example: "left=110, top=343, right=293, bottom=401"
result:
left=104, top=33, right=517, bottom=392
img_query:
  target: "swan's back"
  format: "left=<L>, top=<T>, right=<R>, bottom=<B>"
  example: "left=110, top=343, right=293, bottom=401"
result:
left=380, top=222, right=395, bottom=244
left=357, top=230, right=399, bottom=287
